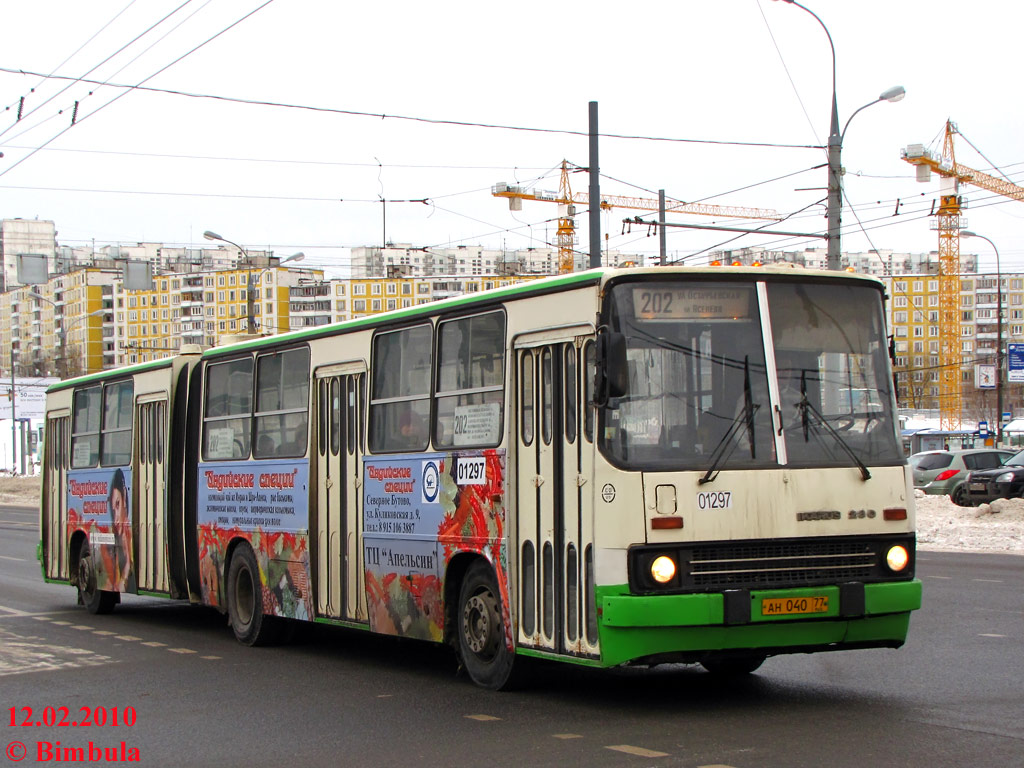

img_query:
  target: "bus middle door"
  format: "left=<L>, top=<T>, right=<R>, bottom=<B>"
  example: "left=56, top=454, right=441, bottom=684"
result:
left=314, top=365, right=365, bottom=621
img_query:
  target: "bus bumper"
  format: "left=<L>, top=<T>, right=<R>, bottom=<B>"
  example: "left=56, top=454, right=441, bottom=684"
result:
left=596, top=580, right=922, bottom=668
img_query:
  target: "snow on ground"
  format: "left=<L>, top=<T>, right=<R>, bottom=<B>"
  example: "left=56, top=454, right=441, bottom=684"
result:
left=915, top=489, right=1024, bottom=555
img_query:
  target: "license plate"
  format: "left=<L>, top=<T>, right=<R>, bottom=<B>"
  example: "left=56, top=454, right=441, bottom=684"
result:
left=970, top=483, right=986, bottom=491
left=761, top=596, right=829, bottom=616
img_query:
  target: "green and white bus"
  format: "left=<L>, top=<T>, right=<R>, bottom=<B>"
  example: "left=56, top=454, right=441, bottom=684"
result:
left=40, top=265, right=920, bottom=689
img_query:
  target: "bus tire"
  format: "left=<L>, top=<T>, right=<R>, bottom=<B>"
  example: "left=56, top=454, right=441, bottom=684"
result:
left=700, top=652, right=766, bottom=676
left=226, top=544, right=278, bottom=646
left=457, top=559, right=517, bottom=690
left=77, top=539, right=116, bottom=615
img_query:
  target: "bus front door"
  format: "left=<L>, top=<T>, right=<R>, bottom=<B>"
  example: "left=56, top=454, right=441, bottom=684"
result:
left=315, top=367, right=365, bottom=621
left=515, top=334, right=598, bottom=657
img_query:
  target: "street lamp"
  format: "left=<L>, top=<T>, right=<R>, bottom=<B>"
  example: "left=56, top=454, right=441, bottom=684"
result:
left=203, top=230, right=304, bottom=333
left=773, top=0, right=904, bottom=270
left=27, top=291, right=105, bottom=379
left=961, top=231, right=1004, bottom=445
left=251, top=252, right=304, bottom=334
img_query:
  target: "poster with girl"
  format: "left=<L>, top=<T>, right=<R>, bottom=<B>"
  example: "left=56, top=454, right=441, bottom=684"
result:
left=67, top=466, right=136, bottom=593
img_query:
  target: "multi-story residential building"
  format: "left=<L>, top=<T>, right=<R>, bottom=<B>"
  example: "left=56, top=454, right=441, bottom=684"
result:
left=2, top=268, right=116, bottom=377
left=883, top=273, right=1023, bottom=419
left=349, top=244, right=643, bottom=278
left=712, top=246, right=979, bottom=276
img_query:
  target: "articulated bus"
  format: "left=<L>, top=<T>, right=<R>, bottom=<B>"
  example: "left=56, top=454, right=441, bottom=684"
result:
left=40, top=265, right=921, bottom=689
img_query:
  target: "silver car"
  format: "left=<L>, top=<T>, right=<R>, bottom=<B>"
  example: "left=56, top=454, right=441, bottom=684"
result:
left=910, top=448, right=1015, bottom=503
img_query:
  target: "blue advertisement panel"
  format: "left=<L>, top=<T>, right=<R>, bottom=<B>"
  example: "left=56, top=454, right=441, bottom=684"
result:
left=196, top=460, right=313, bottom=621
left=1008, top=343, right=1024, bottom=383
left=67, top=467, right=135, bottom=593
left=363, top=450, right=508, bottom=645
left=198, top=460, right=310, bottom=531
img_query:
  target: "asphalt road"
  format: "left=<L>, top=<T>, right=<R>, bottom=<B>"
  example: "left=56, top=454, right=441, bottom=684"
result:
left=1, top=502, right=1021, bottom=768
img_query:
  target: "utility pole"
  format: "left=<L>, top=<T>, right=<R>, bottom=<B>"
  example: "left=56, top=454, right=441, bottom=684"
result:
left=588, top=101, right=601, bottom=269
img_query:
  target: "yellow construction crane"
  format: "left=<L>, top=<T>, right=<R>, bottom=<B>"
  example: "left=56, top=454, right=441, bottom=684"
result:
left=493, top=161, right=783, bottom=273
left=902, top=120, right=1024, bottom=430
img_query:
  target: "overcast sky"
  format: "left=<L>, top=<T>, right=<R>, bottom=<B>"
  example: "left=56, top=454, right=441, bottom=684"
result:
left=1, top=0, right=1021, bottom=277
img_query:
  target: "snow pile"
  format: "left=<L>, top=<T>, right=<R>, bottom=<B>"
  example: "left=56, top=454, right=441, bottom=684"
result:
left=915, top=489, right=1024, bottom=554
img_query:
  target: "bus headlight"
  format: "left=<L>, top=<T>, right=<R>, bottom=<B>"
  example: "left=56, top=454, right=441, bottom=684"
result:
left=886, top=545, right=909, bottom=573
left=650, top=555, right=677, bottom=583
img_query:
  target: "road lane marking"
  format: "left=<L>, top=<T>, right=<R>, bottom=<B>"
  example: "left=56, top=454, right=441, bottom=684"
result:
left=51, top=621, right=72, bottom=626
left=116, top=635, right=141, bottom=641
left=168, top=648, right=197, bottom=654
left=606, top=745, right=669, bottom=758
left=201, top=655, right=221, bottom=660
left=141, top=641, right=167, bottom=647
left=71, top=625, right=94, bottom=631
left=465, top=714, right=501, bottom=721
left=92, top=630, right=116, bottom=636
left=553, top=733, right=583, bottom=740
left=979, top=633, right=1006, bottom=638
left=0, top=555, right=25, bottom=561
left=928, top=575, right=952, bottom=580
left=973, top=579, right=1003, bottom=583
left=0, top=626, right=117, bottom=677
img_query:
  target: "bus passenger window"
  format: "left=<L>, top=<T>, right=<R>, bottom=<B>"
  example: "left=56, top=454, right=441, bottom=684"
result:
left=203, top=358, right=253, bottom=461
left=71, top=386, right=101, bottom=468
left=434, top=311, right=505, bottom=449
left=369, top=324, right=432, bottom=453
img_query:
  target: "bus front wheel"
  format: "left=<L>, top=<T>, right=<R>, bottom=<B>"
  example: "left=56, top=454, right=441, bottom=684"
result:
left=77, top=539, right=116, bottom=615
left=457, top=560, right=516, bottom=690
left=226, top=544, right=279, bottom=646
left=700, top=652, right=766, bottom=676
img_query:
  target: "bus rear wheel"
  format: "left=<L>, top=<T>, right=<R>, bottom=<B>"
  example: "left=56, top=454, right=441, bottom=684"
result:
left=77, top=539, right=116, bottom=615
left=458, top=560, right=516, bottom=690
left=226, top=544, right=279, bottom=646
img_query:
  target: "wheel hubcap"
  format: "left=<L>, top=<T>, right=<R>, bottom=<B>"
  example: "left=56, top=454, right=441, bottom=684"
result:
left=78, top=554, right=95, bottom=595
left=463, top=590, right=499, bottom=658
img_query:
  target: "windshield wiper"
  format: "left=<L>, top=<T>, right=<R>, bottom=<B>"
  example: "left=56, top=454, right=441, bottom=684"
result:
left=795, top=371, right=871, bottom=481
left=700, top=356, right=759, bottom=485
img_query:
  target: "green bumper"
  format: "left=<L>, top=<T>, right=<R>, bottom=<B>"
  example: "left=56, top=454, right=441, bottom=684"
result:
left=596, top=580, right=922, bottom=667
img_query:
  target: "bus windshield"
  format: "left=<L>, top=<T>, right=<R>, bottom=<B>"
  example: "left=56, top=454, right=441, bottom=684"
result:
left=599, top=278, right=902, bottom=471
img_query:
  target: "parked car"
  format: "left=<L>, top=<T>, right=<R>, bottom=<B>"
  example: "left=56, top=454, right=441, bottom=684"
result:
left=910, top=449, right=1015, bottom=504
left=959, top=449, right=1024, bottom=506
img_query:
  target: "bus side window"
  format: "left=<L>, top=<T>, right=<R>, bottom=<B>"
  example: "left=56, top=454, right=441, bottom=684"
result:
left=434, top=311, right=505, bottom=449
left=254, top=347, right=310, bottom=458
left=71, top=386, right=101, bottom=468
left=369, top=324, right=433, bottom=453
left=203, top=358, right=253, bottom=460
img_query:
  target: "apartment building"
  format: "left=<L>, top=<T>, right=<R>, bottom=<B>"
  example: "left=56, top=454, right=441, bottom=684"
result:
left=883, top=273, right=1024, bottom=415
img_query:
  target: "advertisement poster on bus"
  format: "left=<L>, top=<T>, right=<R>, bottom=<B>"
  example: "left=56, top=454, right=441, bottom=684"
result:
left=67, top=466, right=135, bottom=593
left=363, top=449, right=508, bottom=645
left=197, top=459, right=313, bottom=620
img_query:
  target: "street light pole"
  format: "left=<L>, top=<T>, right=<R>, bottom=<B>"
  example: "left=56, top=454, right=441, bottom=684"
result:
left=774, top=0, right=904, bottom=271
left=204, top=231, right=304, bottom=335
left=962, top=231, right=1004, bottom=445
left=203, top=230, right=254, bottom=332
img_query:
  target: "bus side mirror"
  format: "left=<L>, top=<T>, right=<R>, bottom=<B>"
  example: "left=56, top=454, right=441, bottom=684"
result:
left=595, top=330, right=628, bottom=405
